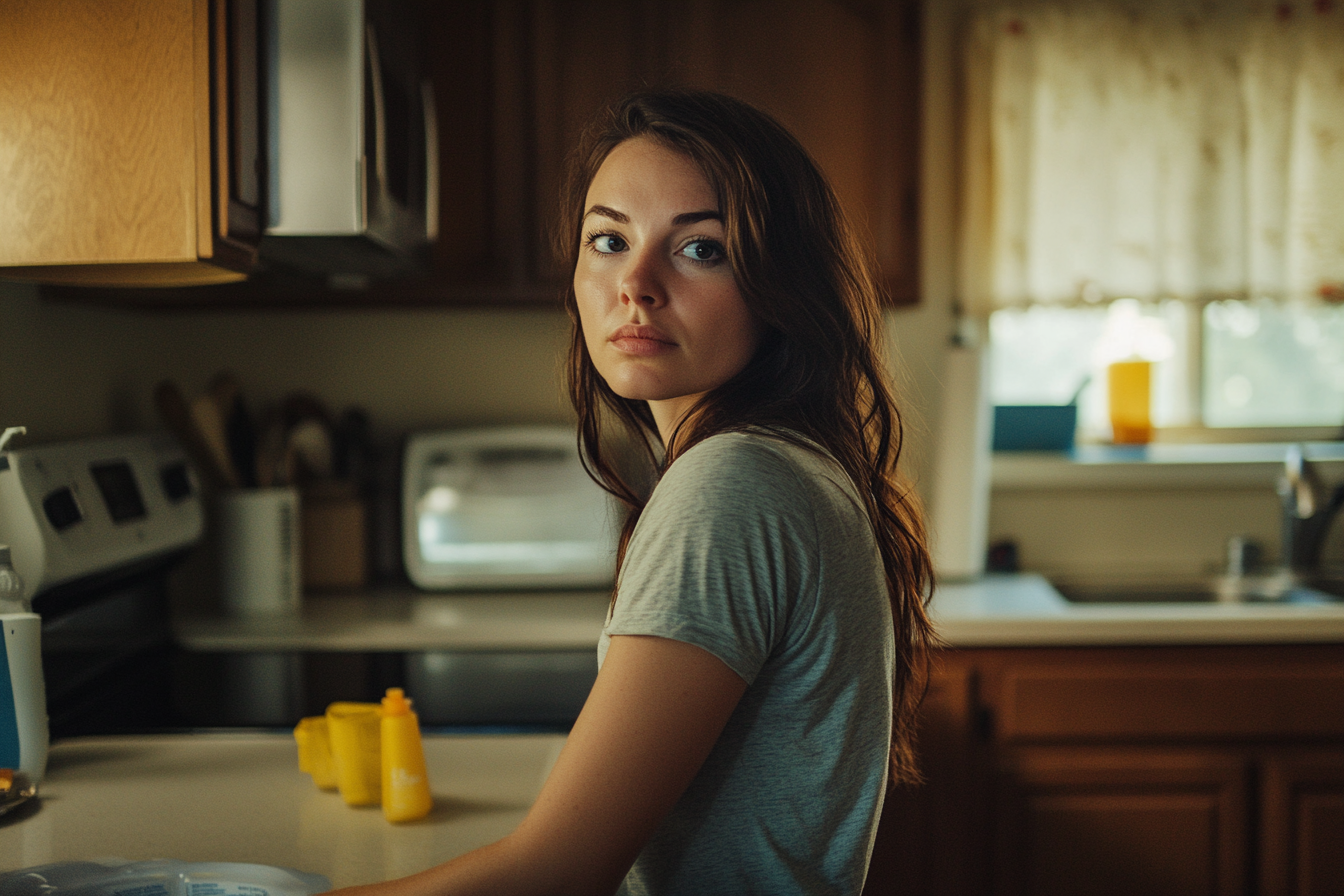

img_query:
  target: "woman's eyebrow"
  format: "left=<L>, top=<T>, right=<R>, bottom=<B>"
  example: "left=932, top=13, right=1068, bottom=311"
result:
left=582, top=206, right=722, bottom=226
left=673, top=210, right=722, bottom=225
left=583, top=205, right=627, bottom=223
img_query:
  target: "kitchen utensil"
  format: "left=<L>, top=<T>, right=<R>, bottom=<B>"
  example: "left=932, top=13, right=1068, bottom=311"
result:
left=190, top=395, right=239, bottom=487
left=255, top=410, right=288, bottom=488
left=285, top=418, right=334, bottom=485
left=208, top=372, right=259, bottom=488
left=154, top=381, right=236, bottom=490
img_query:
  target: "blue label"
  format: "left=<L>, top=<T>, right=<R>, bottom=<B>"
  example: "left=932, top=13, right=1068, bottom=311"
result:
left=0, top=628, right=18, bottom=768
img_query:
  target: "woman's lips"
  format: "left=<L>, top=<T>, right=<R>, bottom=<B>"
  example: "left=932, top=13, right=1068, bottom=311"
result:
left=610, top=325, right=675, bottom=355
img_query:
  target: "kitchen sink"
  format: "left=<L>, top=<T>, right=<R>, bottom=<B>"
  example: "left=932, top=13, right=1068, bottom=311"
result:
left=1055, top=571, right=1344, bottom=605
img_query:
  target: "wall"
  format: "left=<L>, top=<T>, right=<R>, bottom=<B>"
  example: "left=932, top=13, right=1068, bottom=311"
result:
left=0, top=279, right=574, bottom=444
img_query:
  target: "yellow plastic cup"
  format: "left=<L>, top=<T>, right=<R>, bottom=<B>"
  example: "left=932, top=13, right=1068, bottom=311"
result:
left=325, top=701, right=382, bottom=806
left=1108, top=360, right=1153, bottom=445
left=293, top=716, right=338, bottom=790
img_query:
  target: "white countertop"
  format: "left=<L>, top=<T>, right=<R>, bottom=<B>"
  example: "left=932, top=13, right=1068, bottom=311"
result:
left=930, top=573, right=1344, bottom=646
left=175, top=588, right=612, bottom=652
left=173, top=576, right=1344, bottom=653
left=0, top=732, right=565, bottom=887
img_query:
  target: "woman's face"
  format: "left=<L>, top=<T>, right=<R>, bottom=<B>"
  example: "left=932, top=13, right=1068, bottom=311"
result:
left=574, top=137, right=760, bottom=441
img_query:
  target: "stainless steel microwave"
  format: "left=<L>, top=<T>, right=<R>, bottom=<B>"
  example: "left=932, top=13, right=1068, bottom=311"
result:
left=260, top=0, right=437, bottom=277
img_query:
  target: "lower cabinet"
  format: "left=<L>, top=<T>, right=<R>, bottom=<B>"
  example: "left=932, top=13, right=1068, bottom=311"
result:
left=861, top=645, right=1344, bottom=896
left=1261, top=751, right=1344, bottom=896
left=995, top=746, right=1250, bottom=896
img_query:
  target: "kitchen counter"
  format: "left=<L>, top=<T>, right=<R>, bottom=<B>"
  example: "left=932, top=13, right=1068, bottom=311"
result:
left=175, top=589, right=612, bottom=652
left=174, top=575, right=1344, bottom=652
left=0, top=732, right=565, bottom=887
left=930, top=573, right=1344, bottom=645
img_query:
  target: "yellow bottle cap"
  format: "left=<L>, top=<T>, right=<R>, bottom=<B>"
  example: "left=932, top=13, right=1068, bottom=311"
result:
left=381, top=687, right=412, bottom=716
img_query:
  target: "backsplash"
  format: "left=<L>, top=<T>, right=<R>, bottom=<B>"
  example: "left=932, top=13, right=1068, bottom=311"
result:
left=0, top=280, right=573, bottom=445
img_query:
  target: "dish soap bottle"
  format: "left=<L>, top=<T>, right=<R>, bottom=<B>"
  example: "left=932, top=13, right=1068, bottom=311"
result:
left=380, top=687, right=432, bottom=822
left=0, top=543, right=48, bottom=783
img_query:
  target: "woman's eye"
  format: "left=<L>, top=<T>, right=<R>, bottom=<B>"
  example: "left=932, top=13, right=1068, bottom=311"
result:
left=679, top=240, right=724, bottom=263
left=587, top=233, right=626, bottom=254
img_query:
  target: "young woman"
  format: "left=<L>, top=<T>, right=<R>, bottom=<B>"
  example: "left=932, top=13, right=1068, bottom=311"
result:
left=335, top=89, right=934, bottom=896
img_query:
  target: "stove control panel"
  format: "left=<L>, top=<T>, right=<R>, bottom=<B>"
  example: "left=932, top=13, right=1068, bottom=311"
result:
left=0, top=432, right=203, bottom=596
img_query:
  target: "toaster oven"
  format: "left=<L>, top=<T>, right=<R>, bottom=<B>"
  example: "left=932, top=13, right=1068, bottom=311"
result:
left=402, top=426, right=619, bottom=591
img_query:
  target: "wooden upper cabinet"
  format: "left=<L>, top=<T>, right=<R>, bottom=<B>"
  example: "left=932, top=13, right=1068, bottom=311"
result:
left=525, top=0, right=921, bottom=304
left=0, top=0, right=259, bottom=287
left=28, top=0, right=919, bottom=306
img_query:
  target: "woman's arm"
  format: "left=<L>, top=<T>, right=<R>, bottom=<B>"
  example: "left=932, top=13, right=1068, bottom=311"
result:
left=330, top=633, right=748, bottom=896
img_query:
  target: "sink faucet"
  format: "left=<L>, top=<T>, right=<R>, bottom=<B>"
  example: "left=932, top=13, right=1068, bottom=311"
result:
left=1278, top=444, right=1344, bottom=573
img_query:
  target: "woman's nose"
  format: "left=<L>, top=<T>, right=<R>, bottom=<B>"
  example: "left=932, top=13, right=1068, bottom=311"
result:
left=619, top=248, right=667, bottom=308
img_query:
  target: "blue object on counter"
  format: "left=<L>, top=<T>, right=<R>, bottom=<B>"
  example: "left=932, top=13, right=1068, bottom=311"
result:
left=992, top=405, right=1077, bottom=451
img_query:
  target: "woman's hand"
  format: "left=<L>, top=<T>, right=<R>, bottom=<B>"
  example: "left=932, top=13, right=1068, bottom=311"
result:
left=325, top=634, right=747, bottom=896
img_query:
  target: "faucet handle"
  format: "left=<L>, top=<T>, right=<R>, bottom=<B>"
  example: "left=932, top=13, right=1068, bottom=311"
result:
left=1226, top=535, right=1263, bottom=577
left=1282, top=443, right=1321, bottom=520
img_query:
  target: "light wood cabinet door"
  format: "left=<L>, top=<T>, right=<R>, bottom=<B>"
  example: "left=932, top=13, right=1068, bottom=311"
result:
left=0, top=0, right=257, bottom=287
left=994, top=746, right=1252, bottom=896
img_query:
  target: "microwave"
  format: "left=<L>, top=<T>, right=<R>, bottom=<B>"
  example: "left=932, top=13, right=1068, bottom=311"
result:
left=260, top=0, right=437, bottom=277
left=402, top=427, right=620, bottom=591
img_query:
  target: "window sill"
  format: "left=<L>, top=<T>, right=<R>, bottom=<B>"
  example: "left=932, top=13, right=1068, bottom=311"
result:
left=992, top=440, right=1344, bottom=490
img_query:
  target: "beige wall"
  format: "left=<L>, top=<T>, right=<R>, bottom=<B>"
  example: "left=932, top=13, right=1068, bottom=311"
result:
left=0, top=279, right=574, bottom=444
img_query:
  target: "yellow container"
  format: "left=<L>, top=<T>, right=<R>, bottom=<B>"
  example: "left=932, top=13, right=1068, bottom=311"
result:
left=1108, top=360, right=1153, bottom=445
left=380, top=688, right=433, bottom=823
left=326, top=701, right=382, bottom=806
left=293, top=716, right=338, bottom=790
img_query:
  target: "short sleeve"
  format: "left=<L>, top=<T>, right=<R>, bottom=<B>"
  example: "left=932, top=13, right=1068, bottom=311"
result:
left=603, top=433, right=821, bottom=684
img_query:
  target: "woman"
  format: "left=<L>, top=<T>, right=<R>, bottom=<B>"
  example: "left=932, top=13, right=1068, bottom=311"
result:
left=339, top=89, right=934, bottom=896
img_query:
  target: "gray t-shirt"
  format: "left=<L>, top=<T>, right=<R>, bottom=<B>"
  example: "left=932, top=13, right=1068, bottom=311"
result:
left=598, top=430, right=895, bottom=896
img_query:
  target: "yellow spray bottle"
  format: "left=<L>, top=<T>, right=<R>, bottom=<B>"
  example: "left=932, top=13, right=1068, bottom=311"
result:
left=380, top=687, right=432, bottom=822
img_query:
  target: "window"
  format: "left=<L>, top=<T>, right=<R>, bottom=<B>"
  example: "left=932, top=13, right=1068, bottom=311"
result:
left=963, top=0, right=1344, bottom=440
left=991, top=299, right=1344, bottom=440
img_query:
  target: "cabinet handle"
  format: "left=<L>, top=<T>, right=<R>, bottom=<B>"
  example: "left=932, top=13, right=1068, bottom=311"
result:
left=422, top=78, right=438, bottom=243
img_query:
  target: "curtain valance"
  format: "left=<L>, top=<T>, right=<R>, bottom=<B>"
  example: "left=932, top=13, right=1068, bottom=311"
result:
left=956, top=0, right=1344, bottom=314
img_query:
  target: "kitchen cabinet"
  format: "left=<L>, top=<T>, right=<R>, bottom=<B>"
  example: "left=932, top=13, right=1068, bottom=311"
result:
left=522, top=0, right=922, bottom=303
left=0, top=0, right=263, bottom=287
left=43, top=0, right=920, bottom=308
left=862, top=645, right=1344, bottom=896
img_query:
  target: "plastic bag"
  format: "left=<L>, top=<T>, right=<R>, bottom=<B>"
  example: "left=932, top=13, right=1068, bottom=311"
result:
left=0, top=860, right=329, bottom=896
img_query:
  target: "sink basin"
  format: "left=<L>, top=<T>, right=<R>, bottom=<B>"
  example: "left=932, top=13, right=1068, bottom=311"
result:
left=1055, top=572, right=1344, bottom=605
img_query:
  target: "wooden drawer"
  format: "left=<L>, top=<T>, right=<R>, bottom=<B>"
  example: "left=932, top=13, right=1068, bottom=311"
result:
left=989, top=658, right=1344, bottom=742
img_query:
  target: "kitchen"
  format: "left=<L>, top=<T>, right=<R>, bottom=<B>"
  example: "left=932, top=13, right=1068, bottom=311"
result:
left=3, top=1, right=1344, bottom=895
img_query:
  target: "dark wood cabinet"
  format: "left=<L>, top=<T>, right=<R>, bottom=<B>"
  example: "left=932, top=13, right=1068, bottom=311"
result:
left=1262, top=751, right=1344, bottom=896
left=994, top=747, right=1250, bottom=896
left=863, top=645, right=1344, bottom=896
left=523, top=0, right=921, bottom=303
left=41, top=0, right=920, bottom=307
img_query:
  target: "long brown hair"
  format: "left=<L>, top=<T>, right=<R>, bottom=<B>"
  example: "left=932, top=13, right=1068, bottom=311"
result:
left=558, top=89, right=936, bottom=785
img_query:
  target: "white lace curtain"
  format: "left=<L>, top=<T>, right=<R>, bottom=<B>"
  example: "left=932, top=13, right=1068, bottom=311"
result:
left=956, top=0, right=1344, bottom=314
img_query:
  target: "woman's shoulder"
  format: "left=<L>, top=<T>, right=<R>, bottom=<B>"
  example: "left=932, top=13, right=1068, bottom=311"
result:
left=673, top=428, right=817, bottom=476
left=662, top=429, right=854, bottom=508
